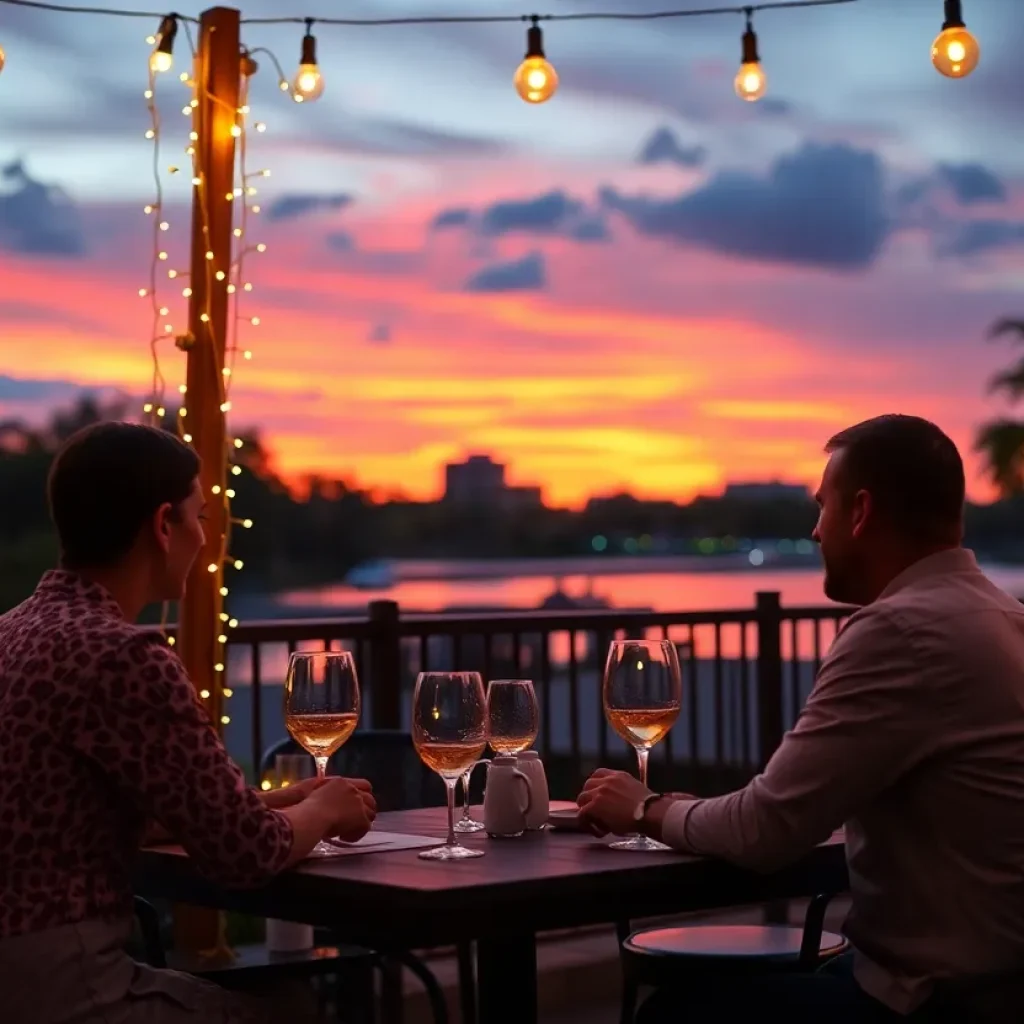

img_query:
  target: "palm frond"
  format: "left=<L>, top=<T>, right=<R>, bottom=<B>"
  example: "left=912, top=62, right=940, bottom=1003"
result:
left=975, top=419, right=1024, bottom=497
left=988, top=319, right=1024, bottom=342
left=987, top=360, right=1024, bottom=401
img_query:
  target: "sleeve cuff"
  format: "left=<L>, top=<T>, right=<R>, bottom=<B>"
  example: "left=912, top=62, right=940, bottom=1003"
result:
left=660, top=798, right=704, bottom=852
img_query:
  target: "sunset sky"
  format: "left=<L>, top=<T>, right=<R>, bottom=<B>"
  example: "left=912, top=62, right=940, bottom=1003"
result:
left=1, top=0, right=1022, bottom=507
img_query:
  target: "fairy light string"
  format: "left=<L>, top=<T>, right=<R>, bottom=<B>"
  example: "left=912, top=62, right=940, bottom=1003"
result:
left=138, top=16, right=267, bottom=727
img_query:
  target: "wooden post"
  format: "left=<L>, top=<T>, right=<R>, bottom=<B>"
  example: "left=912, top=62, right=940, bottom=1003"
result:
left=368, top=599, right=402, bottom=728
left=755, top=591, right=784, bottom=768
left=175, top=5, right=240, bottom=961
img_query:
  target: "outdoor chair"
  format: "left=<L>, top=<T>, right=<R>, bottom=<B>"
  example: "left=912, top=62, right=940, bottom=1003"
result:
left=617, top=892, right=848, bottom=1024
left=132, top=896, right=449, bottom=1024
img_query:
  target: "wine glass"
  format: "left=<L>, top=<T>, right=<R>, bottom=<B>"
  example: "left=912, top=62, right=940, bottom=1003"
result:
left=487, top=679, right=539, bottom=755
left=284, top=650, right=360, bottom=857
left=456, top=678, right=540, bottom=833
left=603, top=639, right=681, bottom=852
left=412, top=672, right=488, bottom=860
left=455, top=759, right=488, bottom=834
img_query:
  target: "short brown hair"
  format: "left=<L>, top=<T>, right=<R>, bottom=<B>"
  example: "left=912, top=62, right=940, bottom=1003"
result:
left=48, top=422, right=200, bottom=568
left=825, top=414, right=964, bottom=542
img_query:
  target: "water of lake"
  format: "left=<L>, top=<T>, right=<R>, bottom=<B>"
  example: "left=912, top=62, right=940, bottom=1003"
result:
left=256, top=557, right=1024, bottom=616
left=222, top=558, right=1024, bottom=777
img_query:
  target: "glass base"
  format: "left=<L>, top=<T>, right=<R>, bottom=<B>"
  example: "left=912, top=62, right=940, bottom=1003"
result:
left=609, top=833, right=672, bottom=852
left=308, top=839, right=342, bottom=857
left=454, top=816, right=486, bottom=834
left=418, top=842, right=485, bottom=861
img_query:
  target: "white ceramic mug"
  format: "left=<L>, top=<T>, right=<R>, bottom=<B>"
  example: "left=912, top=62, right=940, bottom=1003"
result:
left=515, top=751, right=549, bottom=830
left=483, top=756, right=533, bottom=837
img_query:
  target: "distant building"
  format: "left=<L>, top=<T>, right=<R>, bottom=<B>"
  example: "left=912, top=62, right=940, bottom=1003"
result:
left=723, top=481, right=811, bottom=503
left=444, top=454, right=543, bottom=512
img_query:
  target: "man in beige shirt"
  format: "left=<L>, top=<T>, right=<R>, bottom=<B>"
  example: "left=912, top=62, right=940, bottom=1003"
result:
left=579, top=415, right=1024, bottom=1022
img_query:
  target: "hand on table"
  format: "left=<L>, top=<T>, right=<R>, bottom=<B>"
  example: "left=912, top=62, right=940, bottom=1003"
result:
left=260, top=775, right=325, bottom=809
left=306, top=777, right=377, bottom=843
left=577, top=769, right=653, bottom=836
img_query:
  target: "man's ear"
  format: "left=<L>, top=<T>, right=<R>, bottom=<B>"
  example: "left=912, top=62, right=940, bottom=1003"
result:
left=850, top=489, right=872, bottom=539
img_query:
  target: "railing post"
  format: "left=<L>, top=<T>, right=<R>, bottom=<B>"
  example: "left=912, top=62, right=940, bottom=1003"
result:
left=755, top=591, right=784, bottom=767
left=369, top=599, right=402, bottom=729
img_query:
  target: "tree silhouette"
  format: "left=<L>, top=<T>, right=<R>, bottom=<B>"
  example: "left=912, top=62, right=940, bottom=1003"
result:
left=976, top=319, right=1024, bottom=496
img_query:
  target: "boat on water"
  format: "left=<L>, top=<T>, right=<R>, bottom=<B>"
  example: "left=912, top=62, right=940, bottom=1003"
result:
left=344, top=559, right=396, bottom=589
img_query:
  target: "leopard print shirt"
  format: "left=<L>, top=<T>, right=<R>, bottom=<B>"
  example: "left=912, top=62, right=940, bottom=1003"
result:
left=0, top=570, right=294, bottom=938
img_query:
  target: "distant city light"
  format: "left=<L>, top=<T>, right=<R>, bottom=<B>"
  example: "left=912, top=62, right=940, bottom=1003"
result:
left=749, top=548, right=765, bottom=567
left=592, top=534, right=608, bottom=553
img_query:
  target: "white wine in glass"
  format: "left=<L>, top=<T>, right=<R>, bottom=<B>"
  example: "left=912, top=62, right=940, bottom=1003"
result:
left=284, top=650, right=360, bottom=857
left=487, top=679, right=539, bottom=756
left=412, top=672, right=487, bottom=861
left=456, top=678, right=539, bottom=834
left=603, top=639, right=681, bottom=852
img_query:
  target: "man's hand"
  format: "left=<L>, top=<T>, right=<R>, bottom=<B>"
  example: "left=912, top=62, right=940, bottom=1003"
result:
left=577, top=769, right=654, bottom=836
left=306, top=777, right=377, bottom=843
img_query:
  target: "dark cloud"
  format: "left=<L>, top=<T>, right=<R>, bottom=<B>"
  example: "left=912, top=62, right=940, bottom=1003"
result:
left=601, top=142, right=889, bottom=270
left=431, top=208, right=472, bottom=231
left=571, top=217, right=610, bottom=243
left=368, top=323, right=392, bottom=345
left=265, top=193, right=353, bottom=222
left=0, top=374, right=90, bottom=402
left=756, top=98, right=795, bottom=117
left=937, top=164, right=1007, bottom=205
left=481, top=191, right=584, bottom=236
left=0, top=160, right=85, bottom=257
left=326, top=231, right=355, bottom=252
left=637, top=128, right=706, bottom=169
left=897, top=163, right=1007, bottom=215
left=430, top=190, right=611, bottom=245
left=935, top=220, right=1024, bottom=259
left=464, top=252, right=546, bottom=293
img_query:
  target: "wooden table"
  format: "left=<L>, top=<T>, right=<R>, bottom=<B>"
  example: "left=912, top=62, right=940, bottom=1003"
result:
left=136, top=805, right=848, bottom=1022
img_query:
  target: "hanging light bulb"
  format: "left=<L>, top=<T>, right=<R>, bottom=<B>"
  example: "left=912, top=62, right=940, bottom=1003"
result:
left=149, top=15, right=178, bottom=75
left=292, top=19, right=325, bottom=102
left=514, top=17, right=558, bottom=104
left=734, top=8, right=767, bottom=102
left=0, top=44, right=5, bottom=77
left=932, top=0, right=980, bottom=79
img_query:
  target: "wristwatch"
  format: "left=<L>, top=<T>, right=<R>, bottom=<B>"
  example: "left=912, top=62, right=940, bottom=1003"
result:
left=633, top=792, right=664, bottom=824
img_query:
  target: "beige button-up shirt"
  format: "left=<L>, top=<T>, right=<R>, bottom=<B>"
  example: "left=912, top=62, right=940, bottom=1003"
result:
left=662, top=548, right=1024, bottom=1013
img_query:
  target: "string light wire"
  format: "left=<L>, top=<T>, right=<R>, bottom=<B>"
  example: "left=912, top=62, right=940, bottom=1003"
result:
left=0, top=0, right=859, bottom=24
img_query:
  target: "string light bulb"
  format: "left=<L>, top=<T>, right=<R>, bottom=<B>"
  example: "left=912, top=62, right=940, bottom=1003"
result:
left=292, top=20, right=325, bottom=102
left=734, top=9, right=767, bottom=101
left=514, top=17, right=558, bottom=104
left=931, top=0, right=980, bottom=79
left=149, top=14, right=178, bottom=75
left=0, top=44, right=5, bottom=77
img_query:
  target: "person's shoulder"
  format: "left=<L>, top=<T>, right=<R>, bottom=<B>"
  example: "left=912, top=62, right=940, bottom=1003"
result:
left=832, top=602, right=906, bottom=653
left=98, top=625, right=183, bottom=676
left=820, top=603, right=918, bottom=685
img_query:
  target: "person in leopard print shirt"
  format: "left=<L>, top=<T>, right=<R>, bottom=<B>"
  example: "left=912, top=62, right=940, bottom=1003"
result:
left=0, top=422, right=376, bottom=1023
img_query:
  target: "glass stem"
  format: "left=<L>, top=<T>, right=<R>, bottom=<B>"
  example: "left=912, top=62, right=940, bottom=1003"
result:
left=315, top=755, right=328, bottom=780
left=462, top=771, right=472, bottom=816
left=445, top=778, right=458, bottom=847
left=636, top=746, right=649, bottom=790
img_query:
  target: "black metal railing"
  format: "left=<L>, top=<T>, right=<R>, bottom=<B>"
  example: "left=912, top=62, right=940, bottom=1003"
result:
left=220, top=591, right=854, bottom=796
